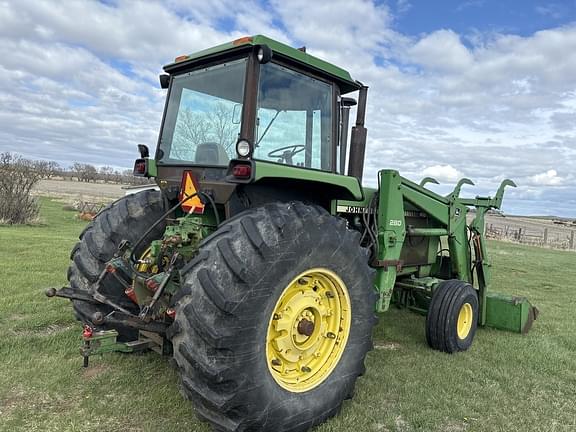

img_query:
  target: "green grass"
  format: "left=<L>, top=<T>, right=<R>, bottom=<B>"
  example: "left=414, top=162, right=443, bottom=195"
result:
left=1, top=199, right=575, bottom=431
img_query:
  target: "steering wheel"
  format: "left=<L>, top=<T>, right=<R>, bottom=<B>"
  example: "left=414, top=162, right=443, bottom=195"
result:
left=267, top=145, right=305, bottom=165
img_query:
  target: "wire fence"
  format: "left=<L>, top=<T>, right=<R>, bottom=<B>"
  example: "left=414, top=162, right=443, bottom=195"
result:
left=485, top=221, right=576, bottom=251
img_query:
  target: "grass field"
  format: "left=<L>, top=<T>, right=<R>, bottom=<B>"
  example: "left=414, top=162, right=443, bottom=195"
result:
left=1, top=199, right=575, bottom=432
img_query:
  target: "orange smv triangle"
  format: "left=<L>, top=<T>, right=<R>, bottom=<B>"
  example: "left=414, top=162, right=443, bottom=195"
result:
left=179, top=171, right=205, bottom=214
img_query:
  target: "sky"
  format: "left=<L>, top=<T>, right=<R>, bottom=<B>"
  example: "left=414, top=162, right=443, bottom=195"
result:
left=0, top=0, right=575, bottom=216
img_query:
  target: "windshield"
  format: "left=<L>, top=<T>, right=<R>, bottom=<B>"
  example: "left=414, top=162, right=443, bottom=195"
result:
left=157, top=58, right=247, bottom=165
left=254, top=63, right=334, bottom=170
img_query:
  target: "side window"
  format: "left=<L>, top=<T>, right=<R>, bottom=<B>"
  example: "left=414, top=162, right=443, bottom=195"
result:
left=254, top=63, right=333, bottom=170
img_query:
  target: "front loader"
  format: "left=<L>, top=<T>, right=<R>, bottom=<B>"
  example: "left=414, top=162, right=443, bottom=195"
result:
left=47, top=35, right=537, bottom=431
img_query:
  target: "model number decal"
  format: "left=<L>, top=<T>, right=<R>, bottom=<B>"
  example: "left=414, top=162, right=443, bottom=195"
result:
left=389, top=219, right=402, bottom=226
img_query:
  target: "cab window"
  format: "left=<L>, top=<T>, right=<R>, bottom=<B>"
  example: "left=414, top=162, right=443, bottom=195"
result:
left=254, top=63, right=333, bottom=170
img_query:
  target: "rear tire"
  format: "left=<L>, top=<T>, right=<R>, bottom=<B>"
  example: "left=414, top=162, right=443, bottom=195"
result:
left=425, top=279, right=478, bottom=353
left=169, top=201, right=377, bottom=431
left=67, top=189, right=166, bottom=341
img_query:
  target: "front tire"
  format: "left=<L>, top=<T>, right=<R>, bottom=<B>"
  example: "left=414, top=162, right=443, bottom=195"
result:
left=425, top=279, right=478, bottom=353
left=169, top=202, right=377, bottom=431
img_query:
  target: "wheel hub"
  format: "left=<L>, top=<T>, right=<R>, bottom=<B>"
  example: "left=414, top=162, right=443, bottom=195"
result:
left=297, top=318, right=315, bottom=336
left=266, top=268, right=351, bottom=393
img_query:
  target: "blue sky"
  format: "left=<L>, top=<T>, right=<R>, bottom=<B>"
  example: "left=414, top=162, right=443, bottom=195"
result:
left=390, top=0, right=576, bottom=37
left=0, top=0, right=575, bottom=216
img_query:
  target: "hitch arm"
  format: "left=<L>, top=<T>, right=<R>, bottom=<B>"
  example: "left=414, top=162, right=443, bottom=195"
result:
left=45, top=287, right=101, bottom=304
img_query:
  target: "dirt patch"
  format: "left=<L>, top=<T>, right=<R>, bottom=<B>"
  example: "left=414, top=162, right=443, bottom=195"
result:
left=444, top=420, right=469, bottom=431
left=0, top=387, right=28, bottom=415
left=0, top=386, right=72, bottom=416
left=394, top=415, right=409, bottom=431
left=83, top=363, right=111, bottom=379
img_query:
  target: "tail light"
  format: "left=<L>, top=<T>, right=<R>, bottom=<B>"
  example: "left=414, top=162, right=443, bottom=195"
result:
left=232, top=164, right=251, bottom=179
left=133, top=159, right=147, bottom=176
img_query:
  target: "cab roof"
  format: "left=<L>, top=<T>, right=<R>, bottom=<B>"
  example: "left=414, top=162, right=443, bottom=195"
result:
left=164, top=35, right=362, bottom=94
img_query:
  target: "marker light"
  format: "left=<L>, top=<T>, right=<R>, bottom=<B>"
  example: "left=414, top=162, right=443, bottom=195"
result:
left=236, top=139, right=251, bottom=157
left=233, top=36, right=253, bottom=46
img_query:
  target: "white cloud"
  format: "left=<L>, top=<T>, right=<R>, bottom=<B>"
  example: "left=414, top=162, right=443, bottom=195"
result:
left=421, top=164, right=463, bottom=182
left=527, top=169, right=565, bottom=186
left=408, top=30, right=474, bottom=72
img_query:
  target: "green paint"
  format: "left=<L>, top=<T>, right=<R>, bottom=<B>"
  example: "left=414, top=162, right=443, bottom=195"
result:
left=81, top=330, right=134, bottom=358
left=374, top=170, right=406, bottom=312
left=147, top=159, right=157, bottom=177
left=164, top=35, right=361, bottom=94
left=253, top=160, right=364, bottom=200
left=406, top=227, right=448, bottom=236
left=485, top=293, right=537, bottom=333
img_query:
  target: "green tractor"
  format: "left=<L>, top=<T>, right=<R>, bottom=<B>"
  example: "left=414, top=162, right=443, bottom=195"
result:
left=48, top=35, right=537, bottom=431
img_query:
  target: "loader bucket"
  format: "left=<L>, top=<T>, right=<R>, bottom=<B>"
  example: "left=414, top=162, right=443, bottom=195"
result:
left=484, top=293, right=539, bottom=334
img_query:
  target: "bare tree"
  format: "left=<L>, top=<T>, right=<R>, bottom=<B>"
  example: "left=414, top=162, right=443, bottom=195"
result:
left=0, top=152, right=49, bottom=224
left=99, top=166, right=114, bottom=183
left=208, top=102, right=238, bottom=155
left=172, top=109, right=209, bottom=160
left=172, top=102, right=238, bottom=160
left=73, top=162, right=98, bottom=182
left=35, top=160, right=61, bottom=179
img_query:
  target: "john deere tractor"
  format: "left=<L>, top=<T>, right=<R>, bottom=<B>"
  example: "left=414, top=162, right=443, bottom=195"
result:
left=47, top=35, right=537, bottom=431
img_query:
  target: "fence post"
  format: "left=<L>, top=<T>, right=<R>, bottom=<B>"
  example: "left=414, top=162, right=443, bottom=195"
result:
left=543, top=228, right=548, bottom=245
left=570, top=230, right=574, bottom=250
left=518, top=227, right=522, bottom=242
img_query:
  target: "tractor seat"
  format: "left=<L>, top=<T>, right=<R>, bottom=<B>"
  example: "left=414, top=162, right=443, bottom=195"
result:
left=195, top=142, right=230, bottom=165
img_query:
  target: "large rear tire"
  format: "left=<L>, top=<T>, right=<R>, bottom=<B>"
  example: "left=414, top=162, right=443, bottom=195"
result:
left=169, top=201, right=377, bottom=431
left=67, top=189, right=166, bottom=341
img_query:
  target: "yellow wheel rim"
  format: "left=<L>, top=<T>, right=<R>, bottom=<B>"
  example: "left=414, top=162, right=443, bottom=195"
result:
left=457, top=303, right=473, bottom=340
left=266, top=268, right=351, bottom=393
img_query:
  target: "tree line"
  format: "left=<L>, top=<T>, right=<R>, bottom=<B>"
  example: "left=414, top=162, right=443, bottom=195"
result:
left=0, top=152, right=149, bottom=224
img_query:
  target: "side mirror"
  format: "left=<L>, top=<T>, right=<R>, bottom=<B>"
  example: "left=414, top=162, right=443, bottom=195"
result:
left=137, top=144, right=150, bottom=158
left=159, top=74, right=170, bottom=89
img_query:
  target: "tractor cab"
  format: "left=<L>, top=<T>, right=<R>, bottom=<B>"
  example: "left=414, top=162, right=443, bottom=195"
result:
left=136, top=36, right=367, bottom=209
